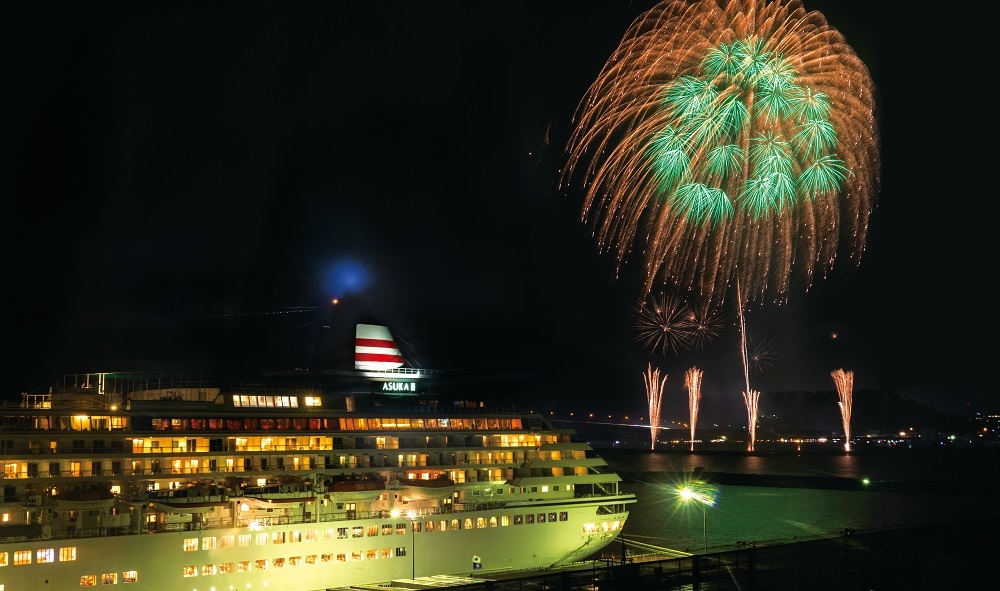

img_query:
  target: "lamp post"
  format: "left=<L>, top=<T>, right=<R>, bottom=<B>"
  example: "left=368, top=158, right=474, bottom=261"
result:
left=861, top=478, right=886, bottom=529
left=679, top=485, right=712, bottom=555
left=391, top=508, right=417, bottom=579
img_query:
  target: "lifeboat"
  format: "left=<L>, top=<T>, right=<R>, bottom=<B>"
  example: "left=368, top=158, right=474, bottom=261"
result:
left=51, top=489, right=116, bottom=512
left=392, top=475, right=455, bottom=501
left=146, top=484, right=231, bottom=513
left=239, top=479, right=316, bottom=506
left=324, top=474, right=386, bottom=502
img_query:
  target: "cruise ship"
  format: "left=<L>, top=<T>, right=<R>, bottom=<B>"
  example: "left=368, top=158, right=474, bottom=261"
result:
left=0, top=314, right=635, bottom=590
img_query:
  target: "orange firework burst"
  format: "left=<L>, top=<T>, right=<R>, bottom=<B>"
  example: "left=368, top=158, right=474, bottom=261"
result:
left=562, top=0, right=879, bottom=309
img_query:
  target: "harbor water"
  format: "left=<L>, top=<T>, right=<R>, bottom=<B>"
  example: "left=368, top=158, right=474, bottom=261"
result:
left=592, top=446, right=1000, bottom=558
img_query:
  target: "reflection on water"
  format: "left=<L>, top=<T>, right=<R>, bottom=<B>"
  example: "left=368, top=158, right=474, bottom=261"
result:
left=594, top=448, right=999, bottom=558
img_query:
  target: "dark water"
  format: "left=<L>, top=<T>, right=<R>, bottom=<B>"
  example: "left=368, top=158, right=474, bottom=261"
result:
left=593, top=447, right=999, bottom=557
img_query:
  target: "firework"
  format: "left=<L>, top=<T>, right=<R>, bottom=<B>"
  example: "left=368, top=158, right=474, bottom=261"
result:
left=643, top=363, right=668, bottom=451
left=632, top=293, right=694, bottom=355
left=745, top=333, right=777, bottom=373
left=831, top=368, right=853, bottom=452
left=562, top=0, right=879, bottom=309
left=685, top=367, right=703, bottom=451
left=742, top=388, right=760, bottom=452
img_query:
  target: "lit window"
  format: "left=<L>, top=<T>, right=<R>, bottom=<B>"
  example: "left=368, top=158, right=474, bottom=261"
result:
left=201, top=564, right=216, bottom=576
left=122, top=570, right=138, bottom=583
left=254, top=559, right=268, bottom=570
left=0, top=552, right=7, bottom=566
left=182, top=565, right=197, bottom=577
left=183, top=538, right=198, bottom=552
left=305, top=555, right=317, bottom=564
left=13, top=551, right=30, bottom=565
left=101, top=572, right=117, bottom=584
left=60, top=547, right=77, bottom=561
left=36, top=548, right=54, bottom=563
left=237, top=561, right=251, bottom=572
left=80, top=574, right=97, bottom=586
left=201, top=536, right=217, bottom=550
left=272, top=557, right=284, bottom=568
left=219, top=563, right=234, bottom=574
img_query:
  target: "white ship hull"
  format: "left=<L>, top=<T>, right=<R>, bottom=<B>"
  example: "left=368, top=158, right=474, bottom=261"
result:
left=6, top=499, right=628, bottom=590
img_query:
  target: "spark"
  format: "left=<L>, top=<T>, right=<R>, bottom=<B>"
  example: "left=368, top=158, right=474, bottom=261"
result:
left=742, top=389, right=760, bottom=452
left=685, top=367, right=703, bottom=452
left=643, top=363, right=668, bottom=451
left=831, top=368, right=854, bottom=452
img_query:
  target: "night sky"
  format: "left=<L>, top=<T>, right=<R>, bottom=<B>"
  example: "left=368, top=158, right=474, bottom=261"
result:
left=2, top=2, right=992, bottom=420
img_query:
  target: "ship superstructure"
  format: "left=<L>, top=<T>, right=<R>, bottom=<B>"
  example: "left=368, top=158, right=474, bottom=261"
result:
left=0, top=323, right=634, bottom=590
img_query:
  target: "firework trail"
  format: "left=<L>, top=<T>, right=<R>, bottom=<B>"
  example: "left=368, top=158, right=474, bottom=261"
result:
left=685, top=367, right=703, bottom=451
left=831, top=368, right=853, bottom=452
left=742, top=388, right=760, bottom=452
left=643, top=363, right=668, bottom=451
left=562, top=0, right=879, bottom=310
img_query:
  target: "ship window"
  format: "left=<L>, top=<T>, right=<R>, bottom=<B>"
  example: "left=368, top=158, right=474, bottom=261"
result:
left=305, top=555, right=317, bottom=564
left=395, top=523, right=406, bottom=535
left=122, top=570, right=138, bottom=582
left=60, top=547, right=77, bottom=561
left=255, top=533, right=268, bottom=546
left=237, top=561, right=251, bottom=572
left=526, top=514, right=534, bottom=524
left=337, top=527, right=348, bottom=539
left=183, top=538, right=198, bottom=552
left=0, top=552, right=7, bottom=566
left=255, top=559, right=268, bottom=570
left=80, top=574, right=97, bottom=586
left=489, top=517, right=498, bottom=527
left=475, top=517, right=486, bottom=529
left=219, top=535, right=234, bottom=549
left=321, top=554, right=333, bottom=563
left=450, top=519, right=460, bottom=530
left=501, top=515, right=510, bottom=526
left=272, top=558, right=284, bottom=568
left=238, top=534, right=251, bottom=547
left=366, top=549, right=377, bottom=560
left=352, top=527, right=363, bottom=538
left=425, top=520, right=435, bottom=532
left=13, top=550, right=30, bottom=565
left=271, top=532, right=285, bottom=544
left=537, top=513, right=545, bottom=523
left=351, top=550, right=363, bottom=561
left=366, top=525, right=378, bottom=537
left=513, top=515, right=522, bottom=525
left=219, top=563, right=233, bottom=574
left=396, top=547, right=407, bottom=557
left=381, top=547, right=392, bottom=558
left=560, top=512, right=568, bottom=521
left=289, top=556, right=301, bottom=566
left=182, top=565, right=197, bottom=577
left=290, top=530, right=302, bottom=543
left=202, top=536, right=217, bottom=550
left=381, top=523, right=392, bottom=535
left=201, top=564, right=216, bottom=575
left=549, top=513, right=557, bottom=522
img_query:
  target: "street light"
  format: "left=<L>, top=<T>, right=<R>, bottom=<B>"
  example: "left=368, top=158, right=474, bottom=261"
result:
left=679, top=484, right=714, bottom=555
left=861, top=477, right=886, bottom=529
left=391, top=508, right=417, bottom=579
